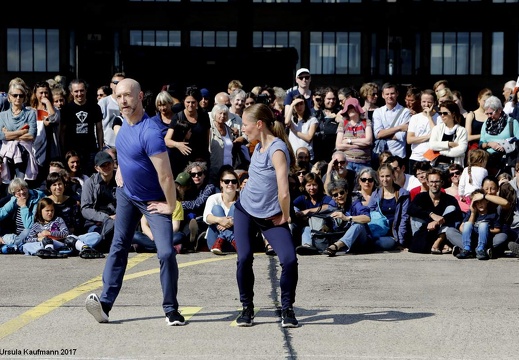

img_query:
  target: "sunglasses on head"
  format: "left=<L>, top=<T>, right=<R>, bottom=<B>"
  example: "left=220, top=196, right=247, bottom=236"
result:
left=331, top=190, right=346, bottom=198
left=190, top=171, right=204, bottom=178
left=360, top=177, right=374, bottom=183
left=221, top=178, right=238, bottom=185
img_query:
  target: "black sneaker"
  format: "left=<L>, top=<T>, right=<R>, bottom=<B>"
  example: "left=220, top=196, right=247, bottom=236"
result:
left=165, top=310, right=186, bottom=326
left=452, top=245, right=460, bottom=257
left=456, top=249, right=474, bottom=259
left=296, top=244, right=319, bottom=256
left=236, top=306, right=255, bottom=327
left=476, top=249, right=489, bottom=260
left=281, top=308, right=299, bottom=328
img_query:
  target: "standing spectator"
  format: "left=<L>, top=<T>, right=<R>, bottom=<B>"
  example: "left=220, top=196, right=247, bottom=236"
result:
left=284, top=68, right=312, bottom=114
left=502, top=79, right=516, bottom=115
left=480, top=95, right=519, bottom=177
left=284, top=94, right=318, bottom=162
left=96, top=86, right=110, bottom=100
left=465, top=88, right=493, bottom=152
left=208, top=104, right=235, bottom=185
left=59, top=79, right=103, bottom=176
left=359, top=82, right=379, bottom=121
left=452, top=89, right=468, bottom=118
left=28, top=81, right=61, bottom=186
left=227, top=79, right=243, bottom=95
left=0, top=82, right=38, bottom=182
left=166, top=86, right=210, bottom=164
left=98, top=72, right=125, bottom=149
left=335, top=97, right=373, bottom=173
left=199, top=88, right=212, bottom=113
left=405, top=86, right=422, bottom=116
left=406, top=89, right=441, bottom=171
left=372, top=82, right=411, bottom=162
left=85, top=78, right=185, bottom=326
left=80, top=151, right=117, bottom=252
left=429, top=100, right=468, bottom=171
left=313, top=87, right=342, bottom=162
left=51, top=85, right=67, bottom=110
left=233, top=103, right=299, bottom=328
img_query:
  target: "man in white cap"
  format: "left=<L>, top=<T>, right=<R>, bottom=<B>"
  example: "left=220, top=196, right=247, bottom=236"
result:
left=284, top=68, right=313, bottom=115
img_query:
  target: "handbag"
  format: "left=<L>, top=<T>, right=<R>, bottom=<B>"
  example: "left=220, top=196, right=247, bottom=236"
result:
left=368, top=201, right=390, bottom=239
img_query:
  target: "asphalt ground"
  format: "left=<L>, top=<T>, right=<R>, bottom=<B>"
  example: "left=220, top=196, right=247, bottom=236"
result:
left=1, top=248, right=519, bottom=360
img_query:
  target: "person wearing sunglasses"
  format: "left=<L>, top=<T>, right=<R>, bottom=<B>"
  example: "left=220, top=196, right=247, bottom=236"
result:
left=366, top=163, right=410, bottom=251
left=284, top=68, right=312, bottom=116
left=0, top=81, right=38, bottom=182
left=352, top=167, right=379, bottom=207
left=445, top=163, right=469, bottom=215
left=429, top=100, right=468, bottom=172
left=180, top=161, right=217, bottom=250
left=320, top=178, right=371, bottom=257
left=203, top=168, right=240, bottom=255
left=323, top=150, right=356, bottom=197
left=480, top=95, right=519, bottom=177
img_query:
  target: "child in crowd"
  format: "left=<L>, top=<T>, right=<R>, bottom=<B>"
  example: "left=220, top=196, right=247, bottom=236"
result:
left=458, top=149, right=489, bottom=204
left=456, top=188, right=500, bottom=260
left=24, top=197, right=70, bottom=258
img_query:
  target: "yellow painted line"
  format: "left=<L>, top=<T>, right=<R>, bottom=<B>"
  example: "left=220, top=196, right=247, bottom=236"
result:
left=0, top=253, right=235, bottom=340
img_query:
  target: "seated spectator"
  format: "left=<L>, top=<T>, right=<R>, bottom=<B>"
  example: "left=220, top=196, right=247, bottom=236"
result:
left=450, top=189, right=500, bottom=260
left=203, top=168, right=240, bottom=255
left=444, top=163, right=469, bottom=214
left=408, top=169, right=463, bottom=254
left=23, top=197, right=70, bottom=258
left=322, top=151, right=356, bottom=196
left=351, top=167, right=379, bottom=207
left=294, top=172, right=333, bottom=255
left=80, top=151, right=117, bottom=252
left=0, top=178, right=45, bottom=253
left=295, top=146, right=312, bottom=174
left=367, top=163, right=410, bottom=251
left=33, top=171, right=103, bottom=258
left=321, top=178, right=372, bottom=257
left=383, top=155, right=420, bottom=191
left=64, top=150, right=89, bottom=201
left=409, top=161, right=434, bottom=201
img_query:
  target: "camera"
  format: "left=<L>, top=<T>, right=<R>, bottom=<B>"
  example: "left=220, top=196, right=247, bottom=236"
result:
left=257, top=94, right=271, bottom=105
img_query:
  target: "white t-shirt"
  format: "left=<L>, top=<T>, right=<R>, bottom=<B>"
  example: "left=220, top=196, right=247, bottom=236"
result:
left=408, top=112, right=442, bottom=161
left=288, top=117, right=318, bottom=160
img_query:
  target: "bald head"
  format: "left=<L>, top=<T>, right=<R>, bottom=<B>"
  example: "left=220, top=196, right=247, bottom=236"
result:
left=214, top=92, right=231, bottom=106
left=115, top=78, right=144, bottom=124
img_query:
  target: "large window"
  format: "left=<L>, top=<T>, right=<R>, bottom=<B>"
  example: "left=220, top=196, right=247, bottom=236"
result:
left=430, top=32, right=482, bottom=75
left=190, top=31, right=237, bottom=47
left=253, top=31, right=301, bottom=68
left=7, top=28, right=59, bottom=72
left=310, top=32, right=361, bottom=75
left=491, top=32, right=504, bottom=75
left=129, top=30, right=181, bottom=46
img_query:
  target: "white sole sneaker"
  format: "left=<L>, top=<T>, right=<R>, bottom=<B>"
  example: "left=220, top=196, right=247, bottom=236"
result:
left=85, top=293, right=109, bottom=323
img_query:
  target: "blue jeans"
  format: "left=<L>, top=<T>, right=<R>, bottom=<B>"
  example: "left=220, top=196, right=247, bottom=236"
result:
left=337, top=223, right=369, bottom=252
left=462, top=221, right=490, bottom=252
left=100, top=187, right=180, bottom=314
left=346, top=161, right=370, bottom=174
left=234, top=200, right=298, bottom=310
left=206, top=204, right=235, bottom=249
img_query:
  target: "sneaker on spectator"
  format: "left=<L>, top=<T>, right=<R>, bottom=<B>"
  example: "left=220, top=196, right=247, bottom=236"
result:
left=236, top=306, right=255, bottom=327
left=281, top=307, right=299, bottom=328
left=165, top=310, right=186, bottom=326
left=476, top=249, right=489, bottom=260
left=456, top=249, right=474, bottom=259
left=211, top=238, right=225, bottom=255
left=174, top=244, right=182, bottom=255
left=85, top=293, right=109, bottom=323
left=452, top=245, right=460, bottom=257
left=230, top=239, right=237, bottom=252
